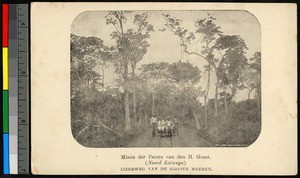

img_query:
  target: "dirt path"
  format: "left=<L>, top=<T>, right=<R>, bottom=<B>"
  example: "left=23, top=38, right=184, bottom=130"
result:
left=125, top=127, right=159, bottom=147
left=125, top=124, right=213, bottom=147
left=172, top=125, right=213, bottom=147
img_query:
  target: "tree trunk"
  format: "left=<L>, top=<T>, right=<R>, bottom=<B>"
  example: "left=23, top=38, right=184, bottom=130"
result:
left=152, top=92, right=155, bottom=115
left=256, top=85, right=261, bottom=109
left=224, top=96, right=227, bottom=114
left=192, top=113, right=201, bottom=130
left=102, top=63, right=105, bottom=87
left=133, top=91, right=137, bottom=123
left=132, top=69, right=137, bottom=124
left=144, top=103, right=147, bottom=126
left=224, top=88, right=227, bottom=115
left=229, top=84, right=236, bottom=101
left=116, top=19, right=131, bottom=131
left=168, top=96, right=172, bottom=116
left=214, top=79, right=219, bottom=117
left=204, top=96, right=208, bottom=128
left=248, top=86, right=255, bottom=99
left=86, top=79, right=90, bottom=88
left=124, top=62, right=131, bottom=131
left=139, top=103, right=142, bottom=125
left=104, top=113, right=107, bottom=125
left=204, top=68, right=210, bottom=129
left=124, top=90, right=131, bottom=130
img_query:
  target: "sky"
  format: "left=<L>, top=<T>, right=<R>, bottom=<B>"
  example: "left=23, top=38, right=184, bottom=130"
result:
left=71, top=10, right=261, bottom=102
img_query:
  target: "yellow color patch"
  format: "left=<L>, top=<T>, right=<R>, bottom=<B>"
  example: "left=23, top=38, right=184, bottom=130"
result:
left=3, top=47, right=8, bottom=90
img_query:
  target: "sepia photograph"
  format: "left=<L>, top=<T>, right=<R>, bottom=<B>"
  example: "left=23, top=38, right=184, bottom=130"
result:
left=70, top=10, right=261, bottom=148
left=31, top=2, right=296, bottom=175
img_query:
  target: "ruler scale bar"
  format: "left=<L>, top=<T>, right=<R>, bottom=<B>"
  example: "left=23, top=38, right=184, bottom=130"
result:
left=17, top=4, right=29, bottom=174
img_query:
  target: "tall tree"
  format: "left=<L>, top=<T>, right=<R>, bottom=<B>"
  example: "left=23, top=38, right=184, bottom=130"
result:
left=243, top=52, right=261, bottom=107
left=193, top=14, right=224, bottom=117
left=161, top=13, right=223, bottom=120
left=106, top=11, right=154, bottom=130
left=214, top=35, right=248, bottom=103
left=129, top=13, right=154, bottom=124
left=105, top=11, right=133, bottom=130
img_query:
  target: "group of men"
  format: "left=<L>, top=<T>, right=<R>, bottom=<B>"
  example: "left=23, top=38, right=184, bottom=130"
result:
left=150, top=115, right=179, bottom=137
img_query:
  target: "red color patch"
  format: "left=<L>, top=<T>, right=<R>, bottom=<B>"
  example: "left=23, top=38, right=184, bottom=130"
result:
left=2, top=4, right=9, bottom=47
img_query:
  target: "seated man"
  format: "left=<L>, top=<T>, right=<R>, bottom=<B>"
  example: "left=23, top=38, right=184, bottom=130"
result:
left=161, top=119, right=166, bottom=133
left=157, top=119, right=162, bottom=134
left=166, top=117, right=175, bottom=134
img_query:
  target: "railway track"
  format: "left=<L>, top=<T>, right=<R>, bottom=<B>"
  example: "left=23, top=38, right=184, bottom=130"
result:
left=155, top=136, right=176, bottom=147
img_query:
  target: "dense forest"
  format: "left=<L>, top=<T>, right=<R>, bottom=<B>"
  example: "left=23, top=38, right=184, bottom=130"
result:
left=71, top=11, right=261, bottom=147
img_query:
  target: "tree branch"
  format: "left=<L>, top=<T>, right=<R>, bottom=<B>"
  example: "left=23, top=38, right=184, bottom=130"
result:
left=112, top=23, right=121, bottom=34
left=248, top=86, right=256, bottom=99
left=75, top=125, right=89, bottom=140
left=95, top=115, right=123, bottom=137
left=180, top=41, right=208, bottom=63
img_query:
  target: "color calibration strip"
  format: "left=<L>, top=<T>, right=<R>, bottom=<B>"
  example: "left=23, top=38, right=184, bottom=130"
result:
left=2, top=4, right=29, bottom=174
left=3, top=4, right=10, bottom=174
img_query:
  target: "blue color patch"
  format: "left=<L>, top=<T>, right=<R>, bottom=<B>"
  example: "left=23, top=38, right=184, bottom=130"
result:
left=3, top=134, right=10, bottom=174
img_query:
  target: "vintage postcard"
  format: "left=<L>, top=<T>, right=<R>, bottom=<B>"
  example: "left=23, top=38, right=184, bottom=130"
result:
left=31, top=2, right=297, bottom=175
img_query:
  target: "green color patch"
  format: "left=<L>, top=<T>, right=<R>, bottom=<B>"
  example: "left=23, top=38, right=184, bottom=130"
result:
left=3, top=90, right=9, bottom=133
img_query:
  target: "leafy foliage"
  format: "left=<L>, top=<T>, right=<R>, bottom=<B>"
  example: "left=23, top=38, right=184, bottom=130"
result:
left=199, top=99, right=261, bottom=146
left=242, top=52, right=261, bottom=100
left=215, top=35, right=249, bottom=100
left=169, top=61, right=201, bottom=84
